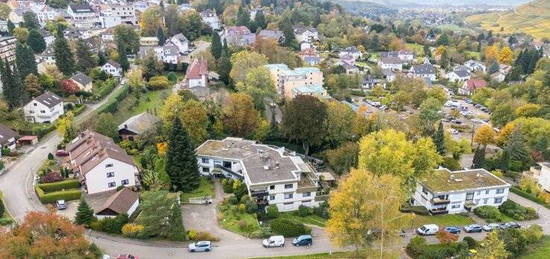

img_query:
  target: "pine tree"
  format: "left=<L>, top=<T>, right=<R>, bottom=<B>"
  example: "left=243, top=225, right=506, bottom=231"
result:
left=499, top=149, right=510, bottom=172
left=236, top=6, right=250, bottom=27
left=7, top=20, right=14, bottom=35
left=117, top=39, right=129, bottom=72
left=156, top=27, right=166, bottom=46
left=15, top=42, right=37, bottom=79
left=75, top=39, right=96, bottom=74
left=254, top=10, right=267, bottom=30
left=54, top=27, right=75, bottom=76
left=165, top=118, right=200, bottom=192
left=506, top=127, right=529, bottom=164
left=27, top=29, right=46, bottom=53
left=217, top=47, right=232, bottom=86
left=211, top=31, right=222, bottom=59
left=280, top=17, right=296, bottom=48
left=74, top=198, right=94, bottom=226
left=0, top=59, right=27, bottom=110
left=432, top=121, right=446, bottom=155
left=472, top=146, right=485, bottom=169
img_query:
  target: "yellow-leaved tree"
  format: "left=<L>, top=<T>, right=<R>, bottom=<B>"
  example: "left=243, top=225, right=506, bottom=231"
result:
left=326, top=169, right=411, bottom=258
left=472, top=232, right=509, bottom=259
left=498, top=46, right=514, bottom=65
left=473, top=124, right=496, bottom=147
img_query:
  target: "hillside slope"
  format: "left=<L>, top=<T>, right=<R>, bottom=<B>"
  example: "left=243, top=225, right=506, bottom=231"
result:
left=466, top=0, right=550, bottom=39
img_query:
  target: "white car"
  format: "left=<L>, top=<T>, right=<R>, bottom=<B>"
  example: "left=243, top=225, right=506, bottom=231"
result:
left=263, top=235, right=285, bottom=248
left=416, top=224, right=439, bottom=236
left=188, top=241, right=212, bottom=252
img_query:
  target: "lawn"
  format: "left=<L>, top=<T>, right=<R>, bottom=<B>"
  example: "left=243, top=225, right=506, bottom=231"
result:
left=250, top=251, right=365, bottom=259
left=111, top=89, right=171, bottom=125
left=0, top=191, right=15, bottom=225
left=180, top=177, right=215, bottom=203
left=521, top=236, right=550, bottom=259
left=406, top=43, right=425, bottom=56
left=218, top=201, right=261, bottom=237
left=279, top=212, right=327, bottom=227
left=409, top=214, right=475, bottom=228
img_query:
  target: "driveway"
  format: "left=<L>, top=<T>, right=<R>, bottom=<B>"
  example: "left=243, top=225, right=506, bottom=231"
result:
left=508, top=192, right=550, bottom=233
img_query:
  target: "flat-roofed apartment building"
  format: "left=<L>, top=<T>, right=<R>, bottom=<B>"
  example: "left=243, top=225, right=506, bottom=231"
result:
left=413, top=168, right=511, bottom=214
left=195, top=137, right=323, bottom=212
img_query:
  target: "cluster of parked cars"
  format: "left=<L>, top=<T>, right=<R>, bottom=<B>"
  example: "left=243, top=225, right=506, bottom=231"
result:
left=187, top=235, right=314, bottom=253
left=417, top=222, right=521, bottom=236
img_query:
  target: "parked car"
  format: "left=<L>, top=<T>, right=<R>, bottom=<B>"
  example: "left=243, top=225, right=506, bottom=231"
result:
left=117, top=255, right=139, bottom=259
left=417, top=224, right=439, bottom=236
left=449, top=129, right=459, bottom=135
left=188, top=241, right=212, bottom=252
left=55, top=150, right=69, bottom=157
left=263, top=235, right=285, bottom=248
left=464, top=224, right=483, bottom=233
left=292, top=235, right=313, bottom=246
left=444, top=226, right=461, bottom=234
left=500, top=222, right=521, bottom=229
left=482, top=223, right=500, bottom=232
left=451, top=120, right=462, bottom=125
left=56, top=200, right=67, bottom=210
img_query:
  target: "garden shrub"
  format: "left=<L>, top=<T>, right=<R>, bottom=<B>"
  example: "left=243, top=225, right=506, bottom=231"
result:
left=270, top=218, right=311, bottom=237
left=400, top=205, right=430, bottom=216
left=266, top=205, right=279, bottom=219
left=522, top=225, right=543, bottom=244
left=36, top=179, right=80, bottom=192
left=40, top=172, right=64, bottom=183
left=121, top=223, right=144, bottom=238
left=90, top=214, right=129, bottom=234
left=0, top=218, right=14, bottom=225
left=462, top=236, right=478, bottom=249
left=406, top=236, right=427, bottom=258
left=499, top=200, right=538, bottom=220
left=499, top=228, right=528, bottom=257
left=222, top=179, right=234, bottom=193
left=474, top=205, right=502, bottom=222
left=35, top=187, right=81, bottom=203
left=297, top=205, right=313, bottom=217
left=244, top=199, right=258, bottom=214
left=314, top=201, right=329, bottom=219
left=228, top=195, right=239, bottom=205
left=47, top=153, right=54, bottom=160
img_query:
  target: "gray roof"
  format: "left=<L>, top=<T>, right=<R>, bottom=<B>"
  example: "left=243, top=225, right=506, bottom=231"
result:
left=32, top=91, right=63, bottom=108
left=196, top=138, right=312, bottom=185
left=380, top=57, right=403, bottom=64
left=106, top=60, right=121, bottom=68
left=413, top=64, right=435, bottom=74
left=96, top=188, right=139, bottom=215
left=71, top=72, right=93, bottom=86
left=118, top=112, right=160, bottom=135
left=0, top=124, right=17, bottom=146
left=293, top=26, right=318, bottom=35
left=69, top=4, right=93, bottom=13
left=258, top=29, right=283, bottom=40
left=163, top=45, right=179, bottom=55
left=453, top=70, right=470, bottom=78
left=171, top=33, right=188, bottom=43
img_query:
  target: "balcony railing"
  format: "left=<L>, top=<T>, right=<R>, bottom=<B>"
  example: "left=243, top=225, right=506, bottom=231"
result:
left=429, top=207, right=448, bottom=215
left=431, top=197, right=450, bottom=205
left=214, top=164, right=244, bottom=180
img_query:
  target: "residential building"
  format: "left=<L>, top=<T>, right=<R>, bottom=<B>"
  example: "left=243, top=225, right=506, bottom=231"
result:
left=300, top=48, right=321, bottom=66
left=339, top=54, right=356, bottom=67
left=381, top=69, right=396, bottom=82
left=67, top=4, right=99, bottom=29
left=339, top=46, right=362, bottom=60
left=69, top=72, right=93, bottom=92
left=265, top=64, right=325, bottom=99
left=23, top=91, right=64, bottom=123
left=221, top=26, right=255, bottom=47
left=65, top=130, right=139, bottom=195
left=447, top=70, right=471, bottom=83
left=196, top=137, right=323, bottom=212
left=140, top=37, right=159, bottom=46
left=258, top=29, right=285, bottom=44
left=0, top=36, right=17, bottom=63
left=491, top=71, right=506, bottom=83
left=95, top=188, right=140, bottom=219
left=200, top=9, right=220, bottom=30
left=464, top=60, right=486, bottom=73
left=101, top=61, right=122, bottom=77
left=459, top=78, right=487, bottom=95
left=529, top=163, right=550, bottom=192
left=300, top=41, right=314, bottom=51
left=362, top=74, right=378, bottom=89
left=118, top=112, right=159, bottom=141
left=138, top=45, right=180, bottom=64
left=168, top=33, right=189, bottom=54
left=34, top=5, right=62, bottom=25
left=342, top=63, right=359, bottom=75
left=293, top=26, right=319, bottom=42
left=413, top=168, right=511, bottom=214
left=291, top=84, right=328, bottom=98
left=378, top=57, right=404, bottom=71
left=410, top=64, right=436, bottom=81
left=99, top=4, right=137, bottom=28
left=185, top=58, right=208, bottom=88
left=380, top=50, right=414, bottom=62
left=0, top=124, right=17, bottom=157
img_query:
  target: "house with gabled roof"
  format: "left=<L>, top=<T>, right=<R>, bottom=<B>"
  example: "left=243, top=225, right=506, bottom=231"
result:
left=293, top=26, right=319, bottom=42
left=0, top=124, right=17, bottom=157
left=23, top=91, right=64, bottom=123
left=118, top=112, right=159, bottom=141
left=101, top=61, right=122, bottom=77
left=448, top=69, right=471, bottom=83
left=95, top=188, right=140, bottom=219
left=186, top=58, right=208, bottom=88
left=459, top=78, right=487, bottom=95
left=221, top=26, right=255, bottom=47
left=69, top=72, right=93, bottom=92
left=65, top=130, right=139, bottom=194
left=258, top=29, right=285, bottom=44
left=168, top=33, right=189, bottom=54
left=410, top=63, right=436, bottom=82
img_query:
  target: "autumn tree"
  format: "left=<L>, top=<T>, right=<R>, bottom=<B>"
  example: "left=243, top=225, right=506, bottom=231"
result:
left=140, top=6, right=163, bottom=36
left=24, top=74, right=42, bottom=97
left=473, top=232, right=509, bottom=259
left=498, top=46, right=514, bottom=65
left=0, top=211, right=100, bottom=258
left=435, top=230, right=458, bottom=244
left=222, top=93, right=259, bottom=138
left=13, top=27, right=29, bottom=43
left=484, top=45, right=499, bottom=61
left=114, top=24, right=140, bottom=54
left=61, top=79, right=79, bottom=94
left=326, top=169, right=410, bottom=258
left=127, top=68, right=145, bottom=92
left=324, top=142, right=359, bottom=175
left=281, top=95, right=327, bottom=155
left=324, top=100, right=356, bottom=147
left=180, top=100, right=209, bottom=145
left=235, top=67, right=276, bottom=110
left=0, top=3, right=10, bottom=20
left=229, top=50, right=268, bottom=84
left=474, top=124, right=496, bottom=147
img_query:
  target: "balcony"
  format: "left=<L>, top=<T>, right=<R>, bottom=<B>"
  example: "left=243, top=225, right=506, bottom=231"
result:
left=431, top=197, right=450, bottom=205
left=250, top=189, right=268, bottom=198
left=214, top=164, right=244, bottom=180
left=429, top=207, right=449, bottom=215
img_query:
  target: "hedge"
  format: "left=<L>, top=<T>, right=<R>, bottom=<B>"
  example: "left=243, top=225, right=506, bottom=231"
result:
left=72, top=104, right=87, bottom=116
left=270, top=218, right=311, bottom=237
left=510, top=187, right=550, bottom=209
left=96, top=85, right=129, bottom=114
left=35, top=187, right=81, bottom=203
left=36, top=179, right=80, bottom=192
left=93, top=79, right=117, bottom=100
left=400, top=205, right=430, bottom=216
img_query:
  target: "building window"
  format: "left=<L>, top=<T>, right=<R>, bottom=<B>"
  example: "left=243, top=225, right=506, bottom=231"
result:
left=422, top=187, right=428, bottom=195
left=302, top=200, right=311, bottom=203
left=466, top=192, right=474, bottom=201
left=485, top=190, right=490, bottom=195
left=451, top=203, right=460, bottom=209
left=269, top=195, right=275, bottom=200
left=202, top=167, right=209, bottom=173
left=106, top=163, right=113, bottom=168
left=201, top=158, right=209, bottom=163
left=284, top=184, right=293, bottom=189
left=303, top=192, right=311, bottom=197
left=108, top=182, right=116, bottom=188
left=106, top=172, right=114, bottom=178
left=284, top=202, right=293, bottom=205
left=494, top=197, right=503, bottom=204
left=496, top=188, right=505, bottom=194
left=483, top=198, right=488, bottom=204
left=269, top=185, right=275, bottom=190
left=284, top=193, right=293, bottom=199
left=121, top=179, right=129, bottom=185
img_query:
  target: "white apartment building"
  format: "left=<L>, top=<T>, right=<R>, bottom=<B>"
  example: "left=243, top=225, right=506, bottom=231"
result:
left=23, top=92, right=64, bottom=123
left=413, top=168, right=511, bottom=214
left=196, top=138, right=323, bottom=212
left=99, top=4, right=136, bottom=28
left=67, top=4, right=99, bottom=29
left=0, top=36, right=17, bottom=63
left=530, top=162, right=550, bottom=192
left=66, top=130, right=139, bottom=195
left=200, top=9, right=220, bottom=30
left=101, top=61, right=122, bottom=77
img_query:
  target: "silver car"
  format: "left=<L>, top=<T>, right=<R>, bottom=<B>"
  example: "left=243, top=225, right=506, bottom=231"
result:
left=482, top=223, right=500, bottom=232
left=188, top=241, right=212, bottom=252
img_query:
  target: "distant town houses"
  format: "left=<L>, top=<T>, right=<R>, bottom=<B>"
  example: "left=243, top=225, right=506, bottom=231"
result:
left=138, top=44, right=181, bottom=65
left=101, top=61, right=122, bottom=77
left=98, top=4, right=137, bottom=28
left=200, top=9, right=221, bottom=30
left=378, top=57, right=404, bottom=71
left=459, top=78, right=487, bottom=96
left=447, top=69, right=471, bottom=83
left=221, top=26, right=256, bottom=47
left=23, top=91, right=64, bottom=123
left=410, top=63, right=436, bottom=82
left=185, top=58, right=209, bottom=88
left=65, top=130, right=139, bottom=195
left=69, top=72, right=94, bottom=92
left=258, top=29, right=285, bottom=44
left=300, top=48, right=321, bottom=66
left=67, top=4, right=99, bottom=29
left=0, top=124, right=17, bottom=157
left=167, top=33, right=190, bottom=54
left=118, top=112, right=160, bottom=141
left=293, top=26, right=319, bottom=43
left=380, top=50, right=414, bottom=62
left=265, top=64, right=326, bottom=99
left=381, top=69, right=396, bottom=82
left=196, top=137, right=324, bottom=212
left=339, top=46, right=362, bottom=60
left=413, top=168, right=511, bottom=214
left=464, top=60, right=486, bottom=73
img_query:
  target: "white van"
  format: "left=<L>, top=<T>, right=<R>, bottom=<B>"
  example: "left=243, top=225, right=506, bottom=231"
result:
left=262, top=235, right=285, bottom=248
left=417, top=224, right=439, bottom=236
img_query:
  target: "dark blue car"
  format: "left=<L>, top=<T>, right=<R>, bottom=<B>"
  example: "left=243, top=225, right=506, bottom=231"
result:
left=292, top=235, right=313, bottom=247
left=444, top=226, right=461, bottom=234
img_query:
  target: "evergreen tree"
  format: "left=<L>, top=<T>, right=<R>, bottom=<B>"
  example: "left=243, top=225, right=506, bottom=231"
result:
left=217, top=47, right=232, bottom=86
left=499, top=149, right=510, bottom=172
left=210, top=31, right=222, bottom=59
left=472, top=146, right=485, bottom=169
left=7, top=20, right=14, bottom=35
left=0, top=59, right=26, bottom=109
left=98, top=51, right=107, bottom=66
left=254, top=10, right=267, bottom=30
left=74, top=198, right=94, bottom=226
left=280, top=18, right=296, bottom=48
left=117, top=39, right=129, bottom=72
left=440, top=50, right=449, bottom=69
left=54, top=26, right=75, bottom=76
left=165, top=118, right=200, bottom=192
left=22, top=11, right=40, bottom=30
left=236, top=6, right=250, bottom=27
left=75, top=39, right=96, bottom=74
left=506, top=127, right=529, bottom=163
left=156, top=27, right=166, bottom=46
left=436, top=33, right=449, bottom=46
left=15, top=42, right=37, bottom=79
left=432, top=121, right=446, bottom=155
left=488, top=60, right=499, bottom=74
left=27, top=29, right=46, bottom=53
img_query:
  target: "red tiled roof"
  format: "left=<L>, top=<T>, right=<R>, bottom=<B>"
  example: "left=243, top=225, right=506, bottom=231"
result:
left=186, top=59, right=208, bottom=80
left=466, top=79, right=487, bottom=91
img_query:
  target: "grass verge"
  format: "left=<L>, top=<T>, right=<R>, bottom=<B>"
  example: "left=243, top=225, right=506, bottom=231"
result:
left=409, top=214, right=475, bottom=228
left=180, top=177, right=215, bottom=203
left=218, top=201, right=260, bottom=237
left=521, top=236, right=550, bottom=259
left=279, top=212, right=327, bottom=227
